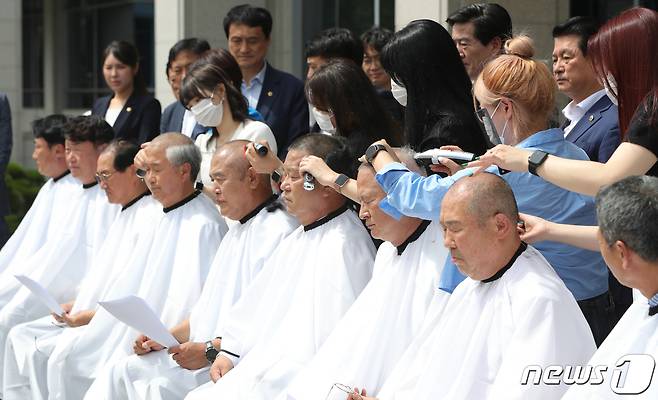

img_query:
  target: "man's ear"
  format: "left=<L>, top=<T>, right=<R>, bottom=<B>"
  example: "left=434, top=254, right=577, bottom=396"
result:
left=493, top=213, right=513, bottom=237
left=488, top=36, right=503, bottom=53
left=246, top=166, right=259, bottom=189
left=180, top=162, right=192, bottom=180
left=53, top=143, right=66, bottom=158
left=615, top=240, right=634, bottom=274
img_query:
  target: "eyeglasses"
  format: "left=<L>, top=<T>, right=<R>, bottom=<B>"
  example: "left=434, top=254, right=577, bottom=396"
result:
left=324, top=383, right=362, bottom=400
left=95, top=170, right=117, bottom=183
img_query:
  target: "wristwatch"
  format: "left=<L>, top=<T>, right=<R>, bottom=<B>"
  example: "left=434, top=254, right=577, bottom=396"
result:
left=528, top=150, right=549, bottom=176
left=365, top=144, right=388, bottom=164
left=333, top=174, right=349, bottom=192
left=205, top=340, right=219, bottom=363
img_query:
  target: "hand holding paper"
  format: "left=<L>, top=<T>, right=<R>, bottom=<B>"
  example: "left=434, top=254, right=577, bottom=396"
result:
left=98, top=295, right=178, bottom=348
left=15, top=275, right=65, bottom=316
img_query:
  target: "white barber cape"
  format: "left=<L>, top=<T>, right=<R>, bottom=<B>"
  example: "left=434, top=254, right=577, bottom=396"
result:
left=0, top=182, right=119, bottom=395
left=85, top=197, right=299, bottom=400
left=0, top=171, right=79, bottom=276
left=282, top=220, right=450, bottom=400
left=2, top=193, right=161, bottom=400
left=185, top=206, right=376, bottom=400
left=46, top=191, right=228, bottom=400
left=376, top=244, right=597, bottom=400
left=562, top=300, right=658, bottom=399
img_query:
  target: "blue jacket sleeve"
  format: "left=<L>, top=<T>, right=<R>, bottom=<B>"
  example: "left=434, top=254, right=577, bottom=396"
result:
left=375, top=162, right=474, bottom=220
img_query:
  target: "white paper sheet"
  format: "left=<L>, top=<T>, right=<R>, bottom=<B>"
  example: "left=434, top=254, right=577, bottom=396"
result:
left=98, top=295, right=179, bottom=348
left=14, top=274, right=65, bottom=315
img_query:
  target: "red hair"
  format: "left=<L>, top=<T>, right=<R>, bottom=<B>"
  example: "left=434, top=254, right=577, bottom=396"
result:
left=588, top=7, right=658, bottom=137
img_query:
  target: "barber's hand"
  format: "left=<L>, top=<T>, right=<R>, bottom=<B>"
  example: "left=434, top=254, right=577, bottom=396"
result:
left=61, top=310, right=95, bottom=327
left=429, top=157, right=463, bottom=176
left=168, top=342, right=207, bottom=370
left=209, top=355, right=234, bottom=383
left=133, top=334, right=164, bottom=355
left=468, top=145, right=531, bottom=173
left=518, top=213, right=554, bottom=243
left=348, top=387, right=375, bottom=400
left=299, top=156, right=338, bottom=188
left=134, top=142, right=151, bottom=170
left=358, top=139, right=399, bottom=164
left=52, top=302, right=73, bottom=323
left=245, top=141, right=282, bottom=174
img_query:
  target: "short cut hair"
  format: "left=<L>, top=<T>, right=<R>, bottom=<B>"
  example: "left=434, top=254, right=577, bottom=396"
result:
left=165, top=38, right=211, bottom=77
left=179, top=49, right=249, bottom=123
left=103, top=140, right=140, bottom=172
left=361, top=26, right=394, bottom=52
left=596, top=175, right=658, bottom=262
left=32, top=114, right=68, bottom=146
left=305, top=28, right=364, bottom=66
left=552, top=16, right=599, bottom=56
left=449, top=172, right=519, bottom=227
left=288, top=133, right=356, bottom=178
left=64, top=115, right=115, bottom=146
left=166, top=143, right=202, bottom=183
left=223, top=4, right=273, bottom=38
left=446, top=3, right=512, bottom=45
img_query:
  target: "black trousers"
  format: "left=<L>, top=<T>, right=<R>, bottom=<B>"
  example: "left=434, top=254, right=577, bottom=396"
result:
left=577, top=291, right=616, bottom=347
left=0, top=216, right=8, bottom=249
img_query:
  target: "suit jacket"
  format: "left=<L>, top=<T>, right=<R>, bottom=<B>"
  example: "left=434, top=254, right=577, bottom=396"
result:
left=92, top=92, right=161, bottom=144
left=160, top=100, right=208, bottom=140
left=564, top=95, right=620, bottom=162
left=0, top=93, right=12, bottom=217
left=256, top=63, right=309, bottom=158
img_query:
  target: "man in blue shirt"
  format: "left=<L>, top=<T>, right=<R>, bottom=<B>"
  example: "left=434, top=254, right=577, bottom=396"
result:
left=364, top=129, right=614, bottom=346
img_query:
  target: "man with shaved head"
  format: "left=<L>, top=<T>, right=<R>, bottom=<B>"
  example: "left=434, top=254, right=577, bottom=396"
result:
left=356, top=173, right=596, bottom=400
left=46, top=133, right=229, bottom=400
left=86, top=140, right=298, bottom=400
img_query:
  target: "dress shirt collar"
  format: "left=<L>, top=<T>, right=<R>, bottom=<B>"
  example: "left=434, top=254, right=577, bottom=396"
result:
left=649, top=292, right=658, bottom=316
left=516, top=128, right=564, bottom=149
left=562, top=89, right=607, bottom=125
left=243, top=62, right=267, bottom=88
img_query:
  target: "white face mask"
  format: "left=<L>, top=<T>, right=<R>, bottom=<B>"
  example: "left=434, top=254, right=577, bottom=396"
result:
left=390, top=78, right=407, bottom=107
left=191, top=93, right=223, bottom=127
left=312, top=107, right=336, bottom=134
left=490, top=101, right=510, bottom=144
left=604, top=74, right=618, bottom=106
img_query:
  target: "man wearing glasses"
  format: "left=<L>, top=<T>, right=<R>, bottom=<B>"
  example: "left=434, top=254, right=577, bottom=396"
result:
left=2, top=140, right=160, bottom=399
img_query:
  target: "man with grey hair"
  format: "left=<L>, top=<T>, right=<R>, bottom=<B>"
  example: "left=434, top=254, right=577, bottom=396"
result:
left=356, top=173, right=595, bottom=400
left=564, top=175, right=658, bottom=399
left=85, top=140, right=298, bottom=400
left=46, top=133, right=229, bottom=400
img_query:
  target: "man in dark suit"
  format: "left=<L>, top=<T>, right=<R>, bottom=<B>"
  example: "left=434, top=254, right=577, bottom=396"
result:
left=0, top=93, right=13, bottom=247
left=553, top=16, right=628, bottom=325
left=224, top=4, right=308, bottom=158
left=160, top=38, right=211, bottom=140
left=553, top=17, right=621, bottom=162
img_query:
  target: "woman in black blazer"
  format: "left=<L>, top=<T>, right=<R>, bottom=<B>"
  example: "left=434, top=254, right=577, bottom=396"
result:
left=92, top=41, right=161, bottom=144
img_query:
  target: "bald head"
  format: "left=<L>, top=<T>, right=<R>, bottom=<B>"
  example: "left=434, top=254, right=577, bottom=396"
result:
left=213, top=140, right=270, bottom=190
left=447, top=172, right=519, bottom=226
left=209, top=140, right=273, bottom=220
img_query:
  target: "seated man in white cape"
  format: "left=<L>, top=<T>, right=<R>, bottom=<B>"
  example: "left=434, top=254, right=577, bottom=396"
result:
left=0, top=115, right=79, bottom=276
left=282, top=162, right=450, bottom=400
left=0, top=116, right=120, bottom=395
left=563, top=176, right=658, bottom=399
left=185, top=133, right=376, bottom=400
left=85, top=139, right=298, bottom=399
left=45, top=133, right=228, bottom=400
left=351, top=173, right=596, bottom=400
left=2, top=140, right=161, bottom=400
